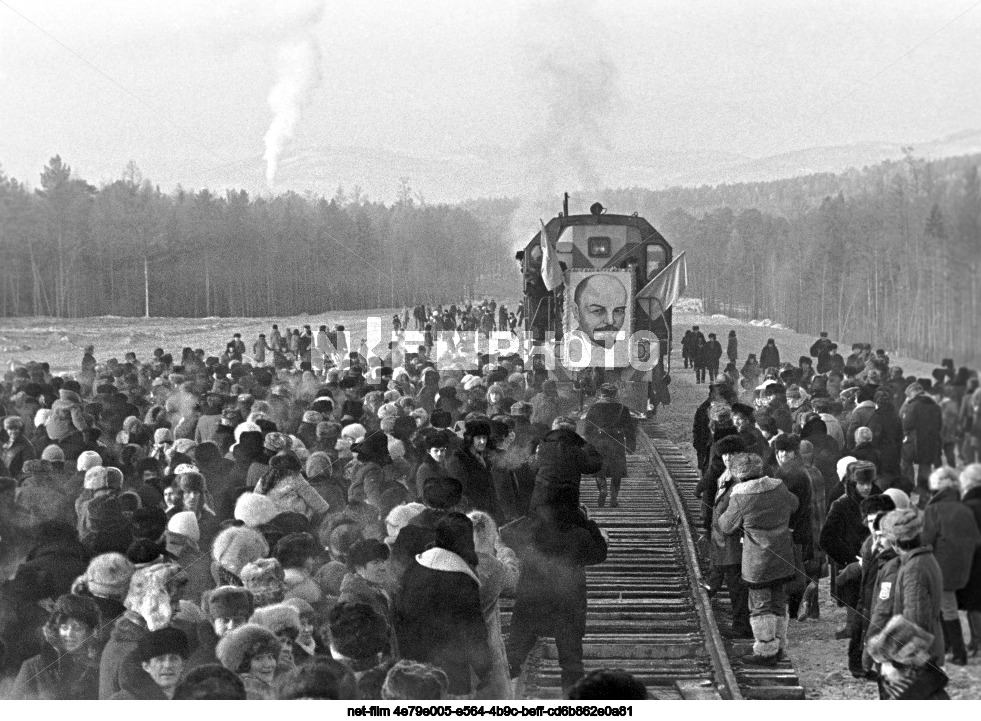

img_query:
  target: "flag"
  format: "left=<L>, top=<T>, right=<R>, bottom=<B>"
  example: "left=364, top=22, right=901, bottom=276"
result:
left=540, top=219, right=563, bottom=292
left=636, top=251, right=688, bottom=314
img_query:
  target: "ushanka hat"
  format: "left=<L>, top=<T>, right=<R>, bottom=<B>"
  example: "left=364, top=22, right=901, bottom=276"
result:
left=83, top=552, right=135, bottom=600
left=202, top=586, right=254, bottom=622
left=880, top=508, right=922, bottom=542
left=137, top=626, right=190, bottom=662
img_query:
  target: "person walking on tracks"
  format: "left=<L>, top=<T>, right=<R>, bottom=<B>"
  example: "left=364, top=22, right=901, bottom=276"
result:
left=502, top=502, right=608, bottom=695
left=529, top=417, right=603, bottom=515
left=582, top=384, right=637, bottom=508
left=719, top=452, right=799, bottom=667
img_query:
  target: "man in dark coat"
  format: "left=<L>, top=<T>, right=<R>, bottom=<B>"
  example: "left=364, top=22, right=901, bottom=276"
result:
left=810, top=332, right=834, bottom=374
left=529, top=417, right=602, bottom=515
left=693, top=383, right=733, bottom=472
left=446, top=419, right=500, bottom=523
left=395, top=513, right=491, bottom=697
left=759, top=339, right=780, bottom=371
left=503, top=503, right=608, bottom=694
left=772, top=434, right=814, bottom=618
left=726, top=330, right=738, bottom=365
left=582, top=384, right=636, bottom=508
left=695, top=408, right=740, bottom=535
left=900, top=383, right=943, bottom=502
left=703, top=333, right=724, bottom=383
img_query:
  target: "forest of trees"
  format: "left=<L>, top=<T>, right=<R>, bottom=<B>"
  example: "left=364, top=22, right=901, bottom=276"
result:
left=0, top=158, right=517, bottom=319
left=604, top=152, right=981, bottom=367
left=2, top=151, right=980, bottom=367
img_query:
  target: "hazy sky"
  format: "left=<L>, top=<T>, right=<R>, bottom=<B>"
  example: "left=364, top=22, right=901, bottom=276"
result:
left=1, top=0, right=979, bottom=200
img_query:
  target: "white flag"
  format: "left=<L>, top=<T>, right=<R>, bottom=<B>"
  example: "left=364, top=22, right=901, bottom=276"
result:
left=636, top=252, right=688, bottom=314
left=540, top=219, right=563, bottom=292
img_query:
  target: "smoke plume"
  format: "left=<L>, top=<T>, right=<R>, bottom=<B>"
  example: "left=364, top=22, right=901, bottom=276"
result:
left=263, top=2, right=326, bottom=186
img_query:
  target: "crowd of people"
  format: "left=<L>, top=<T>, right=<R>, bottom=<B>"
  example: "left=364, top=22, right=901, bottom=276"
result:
left=692, top=326, right=981, bottom=699
left=0, top=308, right=655, bottom=701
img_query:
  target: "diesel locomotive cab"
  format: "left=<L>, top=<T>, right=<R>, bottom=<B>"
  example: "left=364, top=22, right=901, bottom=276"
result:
left=519, top=199, right=674, bottom=415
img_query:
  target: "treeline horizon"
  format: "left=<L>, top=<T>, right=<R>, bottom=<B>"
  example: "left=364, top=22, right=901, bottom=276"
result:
left=605, top=152, right=981, bottom=368
left=0, top=158, right=518, bottom=320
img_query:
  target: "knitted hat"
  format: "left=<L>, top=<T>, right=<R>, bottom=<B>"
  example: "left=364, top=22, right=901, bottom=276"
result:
left=211, top=526, right=270, bottom=578
left=154, top=428, right=174, bottom=444
left=137, top=626, right=190, bottom=662
left=836, top=456, right=858, bottom=482
left=202, top=586, right=254, bottom=622
left=83, top=466, right=109, bottom=491
left=729, top=453, right=765, bottom=480
left=234, top=493, right=279, bottom=528
left=84, top=552, right=135, bottom=600
left=881, top=508, right=922, bottom=542
left=240, top=558, right=286, bottom=607
left=882, top=488, right=912, bottom=511
left=41, top=444, right=66, bottom=463
left=215, top=624, right=279, bottom=673
left=167, top=511, right=200, bottom=544
left=51, top=593, right=101, bottom=632
left=77, top=450, right=103, bottom=472
left=249, top=603, right=301, bottom=638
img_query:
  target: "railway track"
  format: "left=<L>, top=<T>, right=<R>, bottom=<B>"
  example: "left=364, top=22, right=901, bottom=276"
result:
left=507, top=420, right=805, bottom=700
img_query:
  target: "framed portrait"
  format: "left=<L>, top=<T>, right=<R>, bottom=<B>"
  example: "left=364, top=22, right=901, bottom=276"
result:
left=563, top=269, right=634, bottom=367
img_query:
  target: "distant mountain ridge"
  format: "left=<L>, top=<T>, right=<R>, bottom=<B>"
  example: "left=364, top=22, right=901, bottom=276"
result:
left=215, top=129, right=981, bottom=202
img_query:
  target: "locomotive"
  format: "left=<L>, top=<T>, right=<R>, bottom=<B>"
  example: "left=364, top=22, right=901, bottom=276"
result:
left=517, top=195, right=675, bottom=414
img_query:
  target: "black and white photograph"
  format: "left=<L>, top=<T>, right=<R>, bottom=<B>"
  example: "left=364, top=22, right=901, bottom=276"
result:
left=1, top=0, right=981, bottom=706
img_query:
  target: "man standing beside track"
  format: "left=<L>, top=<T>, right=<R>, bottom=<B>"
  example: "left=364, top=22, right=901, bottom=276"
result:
left=719, top=452, right=799, bottom=667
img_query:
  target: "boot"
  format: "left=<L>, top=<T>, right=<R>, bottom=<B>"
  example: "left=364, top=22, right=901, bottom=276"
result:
left=775, top=613, right=789, bottom=654
left=968, top=611, right=981, bottom=657
left=797, top=581, right=818, bottom=621
left=944, top=619, right=968, bottom=666
left=748, top=614, right=779, bottom=661
left=595, top=477, right=608, bottom=508
left=610, top=477, right=621, bottom=508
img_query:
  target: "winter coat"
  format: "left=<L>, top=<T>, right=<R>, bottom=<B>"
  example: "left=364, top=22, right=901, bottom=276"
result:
left=819, top=485, right=872, bottom=567
left=719, top=475, right=799, bottom=587
left=765, top=397, right=795, bottom=435
left=12, top=644, right=101, bottom=700
left=473, top=549, right=519, bottom=700
left=890, top=547, right=946, bottom=666
left=692, top=399, right=714, bottom=470
left=695, top=427, right=740, bottom=532
left=529, top=429, right=603, bottom=512
left=529, top=392, right=563, bottom=428
left=710, top=473, right=743, bottom=567
left=957, top=486, right=981, bottom=610
left=726, top=335, right=738, bottom=363
left=395, top=548, right=492, bottom=696
left=256, top=473, right=330, bottom=521
left=900, top=394, right=943, bottom=466
left=2, top=436, right=36, bottom=479
left=446, top=448, right=502, bottom=523
left=98, top=611, right=147, bottom=699
left=13, top=526, right=90, bottom=604
left=15, top=463, right=76, bottom=526
left=759, top=344, right=781, bottom=371
left=922, top=487, right=981, bottom=591
left=582, top=399, right=636, bottom=479
left=415, top=457, right=448, bottom=501
left=502, top=510, right=607, bottom=633
left=774, top=458, right=814, bottom=558
left=864, top=551, right=901, bottom=672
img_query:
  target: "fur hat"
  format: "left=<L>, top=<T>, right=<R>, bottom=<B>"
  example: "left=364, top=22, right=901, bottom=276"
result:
left=51, top=593, right=101, bottom=632
left=234, top=492, right=279, bottom=528
left=215, top=624, right=279, bottom=673
left=351, top=432, right=390, bottom=460
left=83, top=465, right=109, bottom=490
left=263, top=432, right=291, bottom=453
left=173, top=439, right=196, bottom=456
left=41, top=444, right=66, bottom=463
left=715, top=435, right=746, bottom=456
left=212, top=526, right=270, bottom=578
left=167, top=511, right=200, bottom=544
left=137, top=626, right=190, bottom=662
left=461, top=375, right=485, bottom=392
left=302, top=410, right=324, bottom=425
left=867, top=614, right=935, bottom=667
left=282, top=597, right=315, bottom=620
left=77, top=450, right=103, bottom=472
left=881, top=508, right=922, bottom=542
left=173, top=463, right=199, bottom=476
left=328, top=602, right=389, bottom=661
left=849, top=460, right=877, bottom=485
left=240, top=557, right=286, bottom=607
left=153, top=428, right=174, bottom=445
left=132, top=507, right=168, bottom=541
left=84, top=552, right=135, bottom=600
left=249, top=603, right=301, bottom=638
left=422, top=477, right=463, bottom=509
left=125, top=562, right=185, bottom=631
left=598, top=383, right=618, bottom=398
left=836, top=456, right=858, bottom=482
left=348, top=538, right=390, bottom=568
left=729, top=453, right=765, bottom=480
left=202, top=586, right=255, bottom=622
